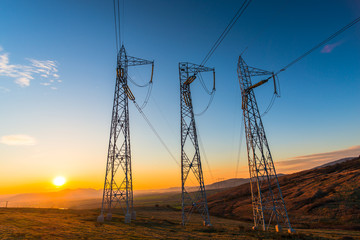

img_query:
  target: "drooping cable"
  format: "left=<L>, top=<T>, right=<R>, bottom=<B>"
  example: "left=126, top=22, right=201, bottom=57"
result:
left=198, top=73, right=213, bottom=95
left=126, top=70, right=153, bottom=109
left=195, top=93, right=215, bottom=116
left=261, top=94, right=276, bottom=117
left=132, top=100, right=180, bottom=167
left=139, top=83, right=153, bottom=109
left=194, top=72, right=216, bottom=116
left=261, top=16, right=360, bottom=117
left=127, top=74, right=151, bottom=88
left=275, top=16, right=360, bottom=75
left=199, top=0, right=252, bottom=69
left=111, top=1, right=174, bottom=167
left=192, top=1, right=251, bottom=116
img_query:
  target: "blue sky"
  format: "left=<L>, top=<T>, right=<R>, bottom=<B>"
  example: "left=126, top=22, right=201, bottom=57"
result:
left=0, top=0, right=359, bottom=193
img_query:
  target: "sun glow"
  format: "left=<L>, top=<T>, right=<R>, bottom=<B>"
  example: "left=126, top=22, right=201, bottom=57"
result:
left=53, top=176, right=66, bottom=187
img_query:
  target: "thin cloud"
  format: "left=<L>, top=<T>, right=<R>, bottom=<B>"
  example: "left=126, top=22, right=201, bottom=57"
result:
left=276, top=145, right=360, bottom=173
left=0, top=134, right=37, bottom=146
left=321, top=41, right=343, bottom=53
left=0, top=46, right=61, bottom=88
left=15, top=77, right=30, bottom=87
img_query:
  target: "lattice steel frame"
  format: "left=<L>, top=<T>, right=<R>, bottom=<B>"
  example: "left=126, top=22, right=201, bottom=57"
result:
left=99, top=45, right=153, bottom=223
left=179, top=62, right=214, bottom=226
left=237, top=56, right=293, bottom=232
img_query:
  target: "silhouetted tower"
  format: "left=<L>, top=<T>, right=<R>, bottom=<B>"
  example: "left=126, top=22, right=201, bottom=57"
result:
left=98, top=45, right=154, bottom=224
left=237, top=56, right=294, bottom=233
left=179, top=62, right=215, bottom=226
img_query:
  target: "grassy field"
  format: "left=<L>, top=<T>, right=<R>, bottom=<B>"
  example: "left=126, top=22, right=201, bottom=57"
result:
left=1, top=206, right=359, bottom=239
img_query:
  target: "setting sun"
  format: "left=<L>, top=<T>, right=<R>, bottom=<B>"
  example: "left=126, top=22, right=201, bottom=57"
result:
left=53, top=176, right=66, bottom=187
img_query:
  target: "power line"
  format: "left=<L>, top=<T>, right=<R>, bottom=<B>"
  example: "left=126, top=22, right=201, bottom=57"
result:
left=198, top=130, right=214, bottom=181
left=139, top=83, right=152, bottom=109
left=127, top=74, right=151, bottom=87
left=126, top=65, right=154, bottom=109
left=198, top=73, right=213, bottom=95
left=261, top=94, right=277, bottom=117
left=195, top=93, right=215, bottom=116
left=275, top=16, right=360, bottom=75
left=235, top=114, right=244, bottom=178
left=192, top=0, right=251, bottom=115
left=261, top=16, right=360, bottom=117
left=199, top=0, right=252, bottom=68
left=132, top=100, right=180, bottom=167
left=194, top=73, right=216, bottom=116
left=113, top=0, right=119, bottom=52
left=118, top=0, right=121, bottom=45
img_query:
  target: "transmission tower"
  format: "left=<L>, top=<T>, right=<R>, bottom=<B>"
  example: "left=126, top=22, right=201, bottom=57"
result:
left=237, top=56, right=294, bottom=233
left=98, top=45, right=154, bottom=224
left=179, top=62, right=215, bottom=226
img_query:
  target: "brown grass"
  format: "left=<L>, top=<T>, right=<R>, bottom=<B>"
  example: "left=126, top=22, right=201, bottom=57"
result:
left=208, top=157, right=360, bottom=231
left=0, top=206, right=359, bottom=239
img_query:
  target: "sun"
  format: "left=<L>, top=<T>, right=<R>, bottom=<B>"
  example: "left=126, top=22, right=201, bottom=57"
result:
left=53, top=176, right=66, bottom=187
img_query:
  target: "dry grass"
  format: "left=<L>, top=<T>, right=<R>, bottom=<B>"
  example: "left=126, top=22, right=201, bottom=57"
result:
left=208, top=157, right=360, bottom=231
left=0, top=206, right=359, bottom=239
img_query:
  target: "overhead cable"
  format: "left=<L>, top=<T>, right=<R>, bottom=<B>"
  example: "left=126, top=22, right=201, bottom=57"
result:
left=262, top=16, right=360, bottom=117
left=275, top=16, right=360, bottom=75
left=132, top=100, right=180, bottom=167
left=199, top=0, right=252, bottom=68
left=113, top=0, right=119, bottom=52
left=195, top=93, right=215, bottom=116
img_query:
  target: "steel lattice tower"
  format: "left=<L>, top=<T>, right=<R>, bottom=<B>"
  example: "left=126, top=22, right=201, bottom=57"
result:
left=179, top=62, right=214, bottom=226
left=98, top=45, right=154, bottom=224
left=237, top=56, right=294, bottom=233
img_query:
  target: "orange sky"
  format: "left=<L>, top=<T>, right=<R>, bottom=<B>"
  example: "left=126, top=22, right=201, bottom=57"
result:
left=1, top=145, right=359, bottom=195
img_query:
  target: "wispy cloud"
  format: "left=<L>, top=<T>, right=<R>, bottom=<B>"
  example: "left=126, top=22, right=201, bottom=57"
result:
left=276, top=145, right=360, bottom=173
left=321, top=41, right=343, bottom=53
left=0, top=134, right=37, bottom=146
left=0, top=46, right=61, bottom=89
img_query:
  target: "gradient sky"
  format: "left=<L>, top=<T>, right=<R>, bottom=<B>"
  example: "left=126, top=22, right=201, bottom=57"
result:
left=0, top=0, right=359, bottom=194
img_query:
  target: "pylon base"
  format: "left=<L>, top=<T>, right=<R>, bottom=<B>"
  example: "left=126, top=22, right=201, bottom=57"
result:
left=97, top=214, right=104, bottom=223
left=131, top=211, right=136, bottom=220
left=106, top=213, right=112, bottom=221
left=288, top=228, right=296, bottom=234
left=125, top=213, right=131, bottom=223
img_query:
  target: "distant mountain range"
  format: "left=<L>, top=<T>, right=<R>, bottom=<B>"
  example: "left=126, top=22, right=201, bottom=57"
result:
left=1, top=156, right=357, bottom=211
left=207, top=156, right=360, bottom=230
left=0, top=188, right=102, bottom=208
left=0, top=178, right=251, bottom=208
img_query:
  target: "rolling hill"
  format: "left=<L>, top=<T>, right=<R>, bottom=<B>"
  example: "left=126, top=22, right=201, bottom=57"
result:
left=207, top=156, right=360, bottom=230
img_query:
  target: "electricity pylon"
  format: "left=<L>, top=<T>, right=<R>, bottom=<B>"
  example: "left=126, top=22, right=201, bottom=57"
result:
left=237, top=56, right=294, bottom=233
left=98, top=45, right=154, bottom=224
left=179, top=62, right=214, bottom=226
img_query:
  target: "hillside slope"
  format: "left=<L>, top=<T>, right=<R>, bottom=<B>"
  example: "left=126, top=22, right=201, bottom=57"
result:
left=207, top=157, right=360, bottom=230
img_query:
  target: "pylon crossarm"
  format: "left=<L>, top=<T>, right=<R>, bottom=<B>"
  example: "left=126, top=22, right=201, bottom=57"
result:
left=125, top=56, right=153, bottom=66
left=246, top=66, right=272, bottom=77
